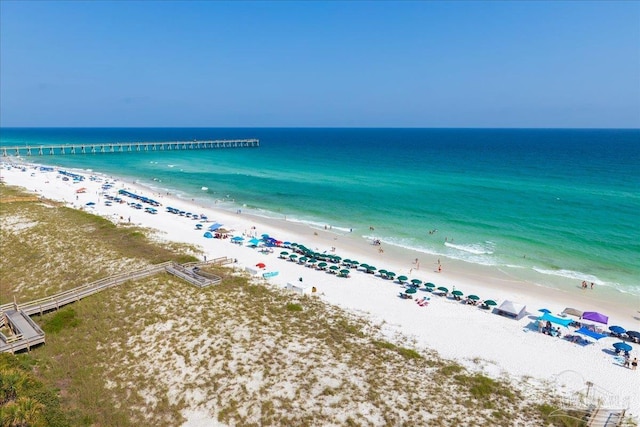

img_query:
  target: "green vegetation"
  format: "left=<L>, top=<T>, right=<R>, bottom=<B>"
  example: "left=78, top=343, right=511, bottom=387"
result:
left=40, top=308, right=79, bottom=334
left=0, top=353, right=70, bottom=427
left=373, top=340, right=423, bottom=360
left=0, top=185, right=199, bottom=303
left=285, top=303, right=303, bottom=312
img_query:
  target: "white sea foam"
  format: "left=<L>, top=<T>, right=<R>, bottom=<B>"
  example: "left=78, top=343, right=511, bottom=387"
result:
left=369, top=235, right=499, bottom=267
left=532, top=267, right=640, bottom=296
left=444, top=241, right=495, bottom=255
left=532, top=267, right=600, bottom=283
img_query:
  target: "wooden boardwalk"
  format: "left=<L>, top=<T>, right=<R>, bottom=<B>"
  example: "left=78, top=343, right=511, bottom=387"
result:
left=0, top=257, right=232, bottom=353
left=1, top=139, right=259, bottom=157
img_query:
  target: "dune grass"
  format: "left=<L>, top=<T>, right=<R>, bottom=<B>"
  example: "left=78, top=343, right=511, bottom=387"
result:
left=0, top=182, right=616, bottom=426
left=0, top=184, right=198, bottom=304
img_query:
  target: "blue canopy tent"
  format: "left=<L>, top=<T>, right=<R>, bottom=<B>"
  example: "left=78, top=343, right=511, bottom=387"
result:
left=203, top=231, right=213, bottom=238
left=575, top=327, right=608, bottom=340
left=208, top=223, right=223, bottom=231
left=538, top=313, right=573, bottom=327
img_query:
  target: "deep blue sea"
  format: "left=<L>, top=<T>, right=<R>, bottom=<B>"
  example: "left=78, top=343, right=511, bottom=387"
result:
left=1, top=128, right=639, bottom=296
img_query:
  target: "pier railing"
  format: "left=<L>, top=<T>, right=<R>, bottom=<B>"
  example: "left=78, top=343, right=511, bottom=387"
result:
left=1, top=139, right=259, bottom=157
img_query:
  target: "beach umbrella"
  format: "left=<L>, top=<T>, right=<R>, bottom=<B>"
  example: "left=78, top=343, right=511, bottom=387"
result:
left=378, top=269, right=388, bottom=276
left=405, top=288, right=417, bottom=295
left=299, top=257, right=308, bottom=263
left=343, top=258, right=352, bottom=265
left=609, top=326, right=626, bottom=335
left=613, top=342, right=632, bottom=352
left=452, top=290, right=464, bottom=297
left=350, top=260, right=360, bottom=267
left=397, top=275, right=408, bottom=283
left=289, top=254, right=298, bottom=259
left=467, top=294, right=480, bottom=301
left=386, top=272, right=396, bottom=278
left=308, top=258, right=318, bottom=264
left=436, top=286, right=449, bottom=294
left=483, top=300, right=497, bottom=306
left=538, top=308, right=552, bottom=314
left=279, top=251, right=289, bottom=258
left=425, top=282, right=435, bottom=288
left=626, top=331, right=640, bottom=340
left=339, top=269, right=350, bottom=277
left=318, top=262, right=328, bottom=269
left=256, top=263, right=266, bottom=269
left=411, top=279, right=423, bottom=286
left=366, top=265, right=377, bottom=272
left=329, top=265, right=339, bottom=271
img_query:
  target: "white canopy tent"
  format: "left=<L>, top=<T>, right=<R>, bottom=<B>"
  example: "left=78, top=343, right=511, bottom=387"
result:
left=496, top=300, right=527, bottom=319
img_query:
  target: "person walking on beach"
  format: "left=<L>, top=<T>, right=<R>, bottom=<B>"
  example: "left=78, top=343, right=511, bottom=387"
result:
left=632, top=358, right=638, bottom=370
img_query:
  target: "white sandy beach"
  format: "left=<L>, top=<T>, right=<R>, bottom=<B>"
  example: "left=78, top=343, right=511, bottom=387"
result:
left=2, top=161, right=639, bottom=422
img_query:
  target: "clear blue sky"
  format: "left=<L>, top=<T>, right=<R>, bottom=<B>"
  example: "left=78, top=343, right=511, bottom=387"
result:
left=1, top=1, right=638, bottom=128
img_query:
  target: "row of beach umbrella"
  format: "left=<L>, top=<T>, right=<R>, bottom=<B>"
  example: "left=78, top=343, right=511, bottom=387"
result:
left=238, top=234, right=503, bottom=306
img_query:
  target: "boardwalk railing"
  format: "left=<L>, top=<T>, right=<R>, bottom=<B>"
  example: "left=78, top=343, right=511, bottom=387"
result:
left=0, top=257, right=233, bottom=353
left=1, top=139, right=259, bottom=157
left=0, top=262, right=172, bottom=317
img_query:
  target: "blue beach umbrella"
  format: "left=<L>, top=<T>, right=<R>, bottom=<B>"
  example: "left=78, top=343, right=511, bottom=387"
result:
left=626, top=331, right=640, bottom=340
left=609, top=326, right=626, bottom=335
left=538, top=308, right=552, bottom=314
left=613, top=342, right=632, bottom=352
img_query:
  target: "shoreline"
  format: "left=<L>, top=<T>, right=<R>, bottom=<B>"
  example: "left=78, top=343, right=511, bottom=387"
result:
left=154, top=177, right=640, bottom=324
left=2, top=158, right=640, bottom=419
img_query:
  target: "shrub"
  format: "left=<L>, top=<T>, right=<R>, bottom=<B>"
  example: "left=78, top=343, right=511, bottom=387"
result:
left=286, top=303, right=303, bottom=312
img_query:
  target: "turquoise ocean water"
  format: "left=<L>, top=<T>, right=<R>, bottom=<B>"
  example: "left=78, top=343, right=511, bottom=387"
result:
left=1, top=128, right=639, bottom=296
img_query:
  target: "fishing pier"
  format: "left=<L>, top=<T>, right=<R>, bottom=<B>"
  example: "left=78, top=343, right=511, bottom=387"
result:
left=1, top=139, right=259, bottom=157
